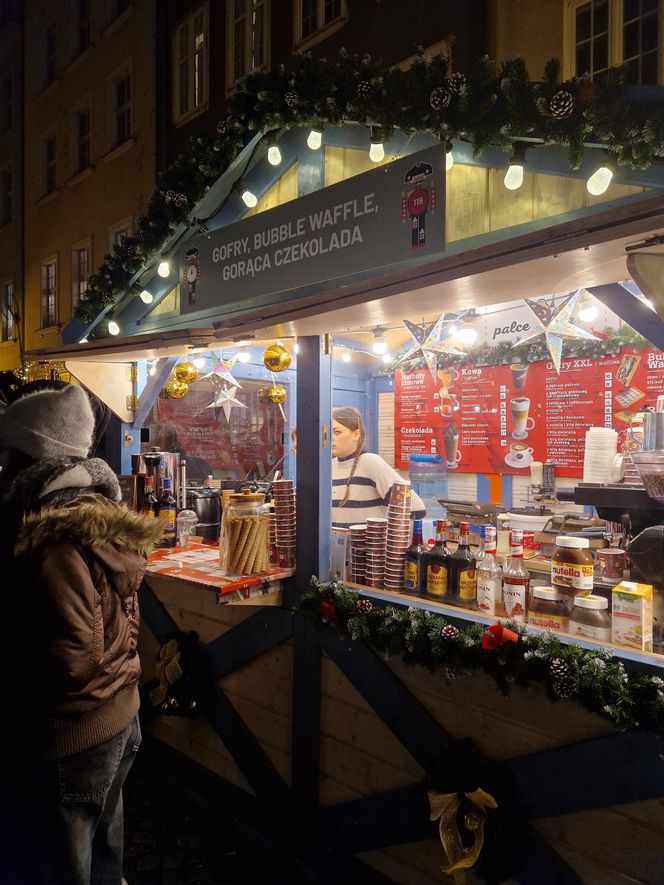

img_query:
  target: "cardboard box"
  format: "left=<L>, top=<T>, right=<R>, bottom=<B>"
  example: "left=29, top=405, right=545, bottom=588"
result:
left=330, top=528, right=351, bottom=582
left=611, top=581, right=653, bottom=651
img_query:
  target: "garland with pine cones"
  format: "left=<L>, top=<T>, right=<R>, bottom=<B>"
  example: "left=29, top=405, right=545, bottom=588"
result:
left=295, top=578, right=664, bottom=731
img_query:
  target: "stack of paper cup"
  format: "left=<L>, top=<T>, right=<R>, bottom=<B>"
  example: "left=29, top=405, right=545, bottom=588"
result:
left=349, top=524, right=367, bottom=584
left=583, top=428, right=618, bottom=483
left=384, top=481, right=412, bottom=592
left=273, top=479, right=296, bottom=568
left=365, top=517, right=388, bottom=588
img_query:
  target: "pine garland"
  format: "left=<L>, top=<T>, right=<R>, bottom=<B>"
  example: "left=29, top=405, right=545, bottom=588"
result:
left=75, top=51, right=664, bottom=334
left=296, top=578, right=664, bottom=731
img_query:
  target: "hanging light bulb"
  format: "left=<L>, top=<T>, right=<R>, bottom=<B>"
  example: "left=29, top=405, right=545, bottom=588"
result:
left=193, top=356, right=206, bottom=369
left=504, top=141, right=528, bottom=191
left=148, top=361, right=157, bottom=377
left=444, top=139, right=454, bottom=172
left=371, top=326, right=388, bottom=355
left=237, top=347, right=251, bottom=363
left=267, top=133, right=282, bottom=166
left=341, top=351, right=351, bottom=363
left=293, top=341, right=299, bottom=354
left=578, top=305, right=598, bottom=322
left=241, top=187, right=257, bottom=208
left=457, top=324, right=478, bottom=345
left=586, top=156, right=616, bottom=196
left=307, top=128, right=323, bottom=150
left=382, top=352, right=392, bottom=364
left=369, top=126, right=384, bottom=163
left=108, top=319, right=120, bottom=336
left=139, top=289, right=153, bottom=304
left=157, top=260, right=171, bottom=278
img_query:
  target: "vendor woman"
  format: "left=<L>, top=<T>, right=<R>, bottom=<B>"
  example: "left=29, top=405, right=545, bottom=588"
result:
left=332, top=406, right=425, bottom=528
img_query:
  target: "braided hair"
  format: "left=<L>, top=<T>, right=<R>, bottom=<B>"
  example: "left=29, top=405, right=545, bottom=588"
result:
left=332, top=406, right=366, bottom=507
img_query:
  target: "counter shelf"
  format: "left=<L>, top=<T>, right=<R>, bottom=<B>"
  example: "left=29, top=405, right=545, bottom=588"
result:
left=146, top=540, right=294, bottom=605
left=345, top=581, right=664, bottom=675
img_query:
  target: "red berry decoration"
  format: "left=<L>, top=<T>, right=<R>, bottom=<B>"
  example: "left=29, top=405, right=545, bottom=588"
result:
left=357, top=598, right=374, bottom=614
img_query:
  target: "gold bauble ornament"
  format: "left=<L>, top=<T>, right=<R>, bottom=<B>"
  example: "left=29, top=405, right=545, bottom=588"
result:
left=164, top=379, right=189, bottom=399
left=173, top=360, right=198, bottom=383
left=268, top=384, right=287, bottom=404
left=263, top=342, right=291, bottom=372
left=257, top=386, right=272, bottom=403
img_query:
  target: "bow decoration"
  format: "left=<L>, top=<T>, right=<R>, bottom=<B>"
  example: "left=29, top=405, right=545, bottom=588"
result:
left=429, top=787, right=498, bottom=879
left=149, top=638, right=184, bottom=706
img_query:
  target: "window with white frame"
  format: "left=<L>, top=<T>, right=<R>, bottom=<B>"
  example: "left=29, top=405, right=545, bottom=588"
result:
left=295, top=0, right=346, bottom=46
left=568, top=0, right=660, bottom=83
left=1, top=281, right=14, bottom=342
left=0, top=168, right=11, bottom=225
left=72, top=240, right=90, bottom=307
left=43, top=135, right=56, bottom=194
left=111, top=67, right=132, bottom=147
left=226, top=0, right=270, bottom=89
left=0, top=75, right=12, bottom=134
left=41, top=259, right=57, bottom=327
left=75, top=107, right=91, bottom=172
left=109, top=217, right=132, bottom=251
left=45, top=22, right=57, bottom=85
left=76, top=0, right=91, bottom=56
left=173, top=5, right=209, bottom=122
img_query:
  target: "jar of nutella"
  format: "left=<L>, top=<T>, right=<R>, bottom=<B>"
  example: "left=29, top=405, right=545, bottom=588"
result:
left=527, top=586, right=569, bottom=632
left=551, top=536, right=594, bottom=611
left=569, top=594, right=611, bottom=643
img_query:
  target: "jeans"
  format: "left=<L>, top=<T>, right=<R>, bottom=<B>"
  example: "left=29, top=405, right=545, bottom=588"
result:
left=1, top=715, right=141, bottom=885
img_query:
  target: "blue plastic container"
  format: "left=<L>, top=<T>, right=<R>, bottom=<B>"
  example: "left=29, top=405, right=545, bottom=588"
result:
left=408, top=453, right=448, bottom=519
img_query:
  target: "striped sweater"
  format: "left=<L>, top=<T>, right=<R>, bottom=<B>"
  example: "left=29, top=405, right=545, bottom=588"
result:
left=332, top=452, right=426, bottom=528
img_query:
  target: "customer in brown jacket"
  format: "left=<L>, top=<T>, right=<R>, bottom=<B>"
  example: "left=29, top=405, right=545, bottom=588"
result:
left=0, top=384, right=163, bottom=885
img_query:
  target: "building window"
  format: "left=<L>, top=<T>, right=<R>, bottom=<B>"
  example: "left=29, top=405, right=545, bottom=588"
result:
left=173, top=6, right=208, bottom=122
left=0, top=168, right=11, bottom=225
left=0, top=76, right=12, bottom=134
left=112, top=69, right=131, bottom=146
left=75, top=108, right=90, bottom=172
left=623, top=0, right=659, bottom=84
left=45, top=22, right=57, bottom=85
left=568, top=0, right=660, bottom=83
left=295, top=0, right=346, bottom=45
left=43, top=136, right=56, bottom=194
left=72, top=241, right=90, bottom=306
left=1, top=281, right=13, bottom=342
left=109, top=217, right=132, bottom=251
left=41, top=260, right=57, bottom=327
left=227, top=0, right=270, bottom=88
left=77, top=0, right=91, bottom=55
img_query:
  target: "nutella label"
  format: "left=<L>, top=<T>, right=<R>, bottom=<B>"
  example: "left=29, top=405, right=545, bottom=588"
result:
left=527, top=611, right=569, bottom=631
left=552, top=559, right=594, bottom=591
left=503, top=580, right=526, bottom=623
left=568, top=620, right=611, bottom=643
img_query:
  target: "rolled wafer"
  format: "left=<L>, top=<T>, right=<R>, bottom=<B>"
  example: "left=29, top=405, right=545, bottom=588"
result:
left=225, top=517, right=241, bottom=571
left=238, top=516, right=260, bottom=574
left=245, top=521, right=261, bottom=574
left=253, top=520, right=266, bottom=574
left=231, top=517, right=253, bottom=572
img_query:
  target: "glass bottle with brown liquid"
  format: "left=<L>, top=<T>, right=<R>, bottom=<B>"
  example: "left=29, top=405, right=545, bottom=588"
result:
left=426, top=519, right=451, bottom=599
left=448, top=521, right=477, bottom=608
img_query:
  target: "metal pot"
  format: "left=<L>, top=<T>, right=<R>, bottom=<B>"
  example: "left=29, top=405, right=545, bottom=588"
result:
left=186, top=486, right=221, bottom=540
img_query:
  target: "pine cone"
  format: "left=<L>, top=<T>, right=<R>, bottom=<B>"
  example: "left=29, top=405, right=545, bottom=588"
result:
left=284, top=90, right=300, bottom=108
left=430, top=86, right=452, bottom=111
left=550, top=658, right=574, bottom=697
left=441, top=624, right=460, bottom=640
left=216, top=114, right=236, bottom=136
left=550, top=657, right=569, bottom=678
left=447, top=72, right=467, bottom=95
left=357, top=598, right=373, bottom=614
left=549, top=89, right=575, bottom=119
left=356, top=80, right=372, bottom=100
left=443, top=663, right=457, bottom=680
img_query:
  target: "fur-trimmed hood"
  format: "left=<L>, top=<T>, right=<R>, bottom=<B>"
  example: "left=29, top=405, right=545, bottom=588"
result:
left=14, top=493, right=164, bottom=559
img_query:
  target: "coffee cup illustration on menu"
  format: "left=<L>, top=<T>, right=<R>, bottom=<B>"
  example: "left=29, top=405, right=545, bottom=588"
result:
left=505, top=442, right=534, bottom=468
left=510, top=397, right=535, bottom=439
left=437, top=367, right=459, bottom=389
left=510, top=363, right=529, bottom=389
left=443, top=422, right=461, bottom=469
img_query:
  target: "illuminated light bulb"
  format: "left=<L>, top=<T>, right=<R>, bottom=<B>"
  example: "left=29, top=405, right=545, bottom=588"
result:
left=307, top=128, right=322, bottom=150
left=267, top=143, right=282, bottom=166
left=382, top=352, right=392, bottom=364
left=458, top=325, right=478, bottom=345
left=372, top=337, right=387, bottom=355
left=139, top=289, right=153, bottom=304
left=193, top=357, right=205, bottom=368
left=149, top=364, right=156, bottom=377
left=578, top=305, right=598, bottom=323
left=341, top=351, right=351, bottom=363
left=108, top=320, right=120, bottom=336
left=79, top=337, right=88, bottom=343
left=157, top=260, right=170, bottom=278
left=369, top=126, right=384, bottom=163
left=586, top=165, right=614, bottom=196
left=241, top=188, right=257, bottom=208
left=237, top=349, right=251, bottom=363
left=504, top=163, right=524, bottom=191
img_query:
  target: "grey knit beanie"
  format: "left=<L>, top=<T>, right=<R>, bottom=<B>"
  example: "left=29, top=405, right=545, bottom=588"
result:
left=0, top=384, right=95, bottom=460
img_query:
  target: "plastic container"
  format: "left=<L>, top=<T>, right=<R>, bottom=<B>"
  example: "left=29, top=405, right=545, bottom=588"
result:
left=176, top=510, right=198, bottom=547
left=220, top=490, right=270, bottom=575
left=631, top=451, right=664, bottom=503
left=506, top=507, right=552, bottom=556
left=408, top=453, right=448, bottom=519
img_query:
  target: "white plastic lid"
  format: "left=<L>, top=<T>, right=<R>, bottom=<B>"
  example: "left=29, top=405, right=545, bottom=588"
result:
left=533, top=586, right=565, bottom=602
left=555, top=535, right=590, bottom=549
left=573, top=594, right=608, bottom=610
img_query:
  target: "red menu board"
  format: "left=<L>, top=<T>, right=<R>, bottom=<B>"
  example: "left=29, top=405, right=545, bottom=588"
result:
left=395, top=347, right=664, bottom=477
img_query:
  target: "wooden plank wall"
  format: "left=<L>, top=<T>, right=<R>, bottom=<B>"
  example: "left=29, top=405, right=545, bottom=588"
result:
left=140, top=582, right=664, bottom=885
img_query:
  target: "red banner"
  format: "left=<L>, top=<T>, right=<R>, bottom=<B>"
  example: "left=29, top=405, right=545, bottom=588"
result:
left=395, top=347, right=664, bottom=477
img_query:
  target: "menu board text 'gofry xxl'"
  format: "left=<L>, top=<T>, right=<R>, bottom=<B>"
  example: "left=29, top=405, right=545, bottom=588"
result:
left=394, top=347, right=664, bottom=476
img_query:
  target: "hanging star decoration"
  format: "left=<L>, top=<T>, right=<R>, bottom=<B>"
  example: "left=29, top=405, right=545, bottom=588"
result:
left=395, top=313, right=470, bottom=380
left=206, top=385, right=246, bottom=421
left=200, top=353, right=241, bottom=388
left=514, top=289, right=599, bottom=373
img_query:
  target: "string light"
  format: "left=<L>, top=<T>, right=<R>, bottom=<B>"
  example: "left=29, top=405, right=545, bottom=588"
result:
left=587, top=155, right=616, bottom=195
left=193, top=356, right=206, bottom=368
left=157, top=260, right=171, bottom=278
left=341, top=351, right=351, bottom=363
left=307, top=128, right=323, bottom=150
left=369, top=126, right=384, bottom=163
left=139, top=289, right=153, bottom=304
left=371, top=327, right=388, bottom=354
left=504, top=141, right=528, bottom=191
left=578, top=305, right=598, bottom=322
left=444, top=139, right=454, bottom=171
left=237, top=347, right=251, bottom=363
left=266, top=133, right=282, bottom=166
left=108, top=319, right=120, bottom=336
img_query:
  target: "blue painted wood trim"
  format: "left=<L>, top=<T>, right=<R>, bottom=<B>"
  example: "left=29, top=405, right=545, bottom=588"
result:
left=138, top=579, right=180, bottom=643
left=204, top=608, right=294, bottom=678
left=477, top=472, right=490, bottom=503
left=589, top=282, right=664, bottom=349
left=502, top=473, right=513, bottom=510
left=132, top=356, right=178, bottom=430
